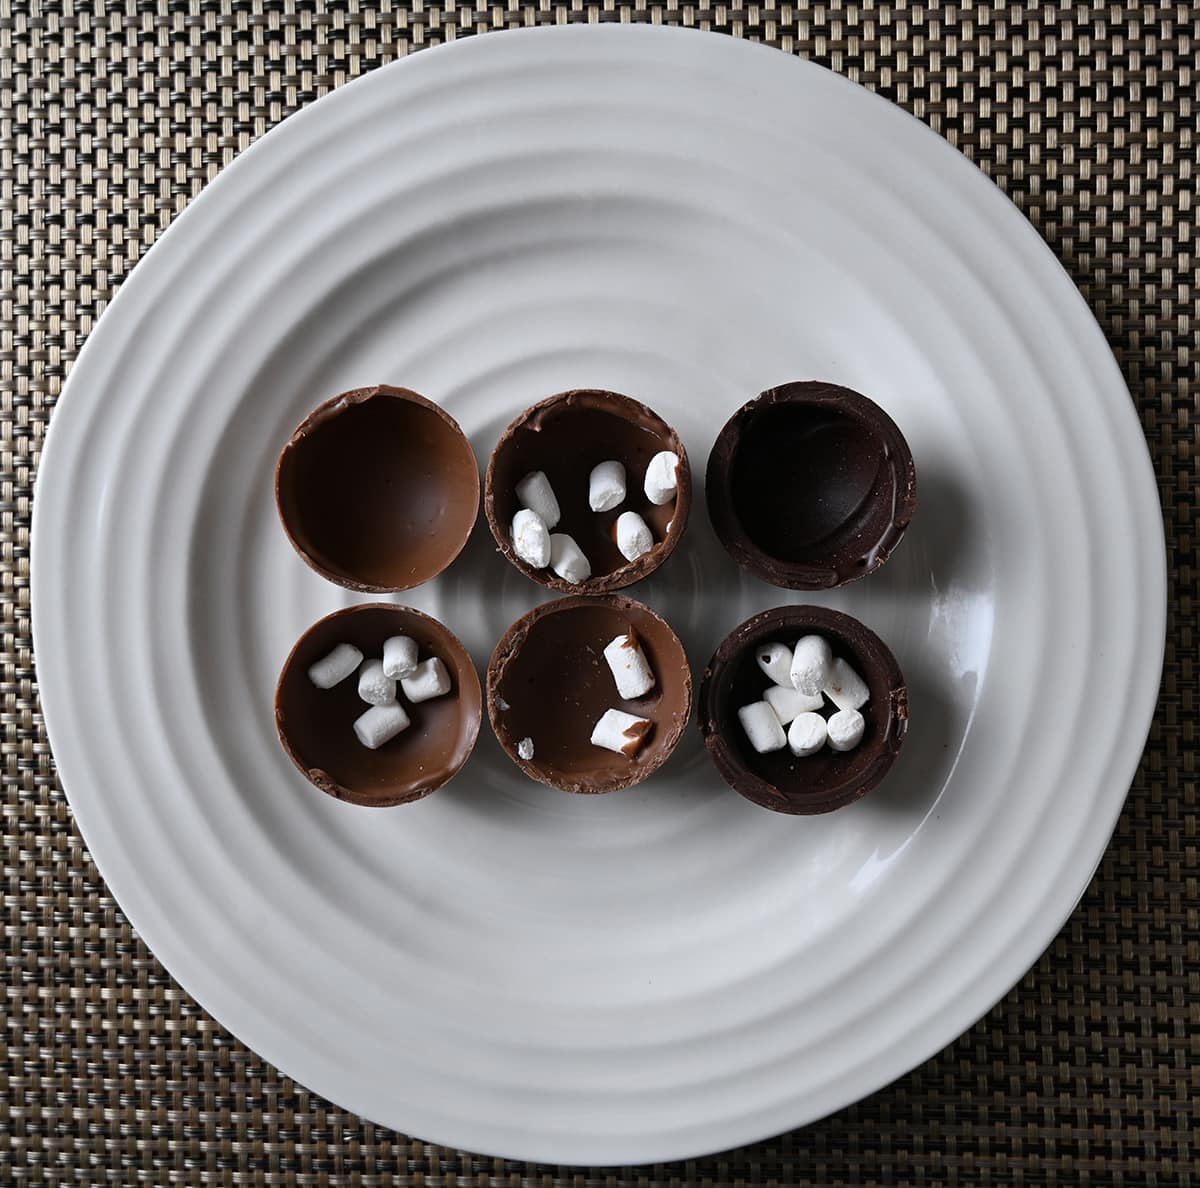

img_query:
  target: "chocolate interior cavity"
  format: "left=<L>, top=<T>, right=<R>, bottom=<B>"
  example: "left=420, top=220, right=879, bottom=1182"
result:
left=276, top=604, right=481, bottom=806
left=699, top=605, right=907, bottom=814
left=276, top=385, right=479, bottom=592
left=488, top=595, right=692, bottom=793
left=707, top=382, right=916, bottom=589
left=485, top=390, right=690, bottom=593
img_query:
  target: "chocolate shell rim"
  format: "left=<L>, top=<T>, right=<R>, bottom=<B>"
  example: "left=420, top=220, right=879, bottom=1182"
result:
left=274, top=384, right=481, bottom=594
left=486, top=593, right=694, bottom=794
left=698, top=604, right=908, bottom=815
left=275, top=602, right=483, bottom=807
left=705, top=380, right=917, bottom=590
left=484, top=389, right=692, bottom=594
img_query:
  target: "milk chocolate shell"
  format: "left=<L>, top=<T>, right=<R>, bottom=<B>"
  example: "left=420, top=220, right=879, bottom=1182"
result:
left=488, top=595, right=692, bottom=793
left=699, top=605, right=907, bottom=814
left=275, top=385, right=479, bottom=593
left=276, top=604, right=481, bottom=806
left=485, top=390, right=691, bottom=593
left=706, top=382, right=916, bottom=589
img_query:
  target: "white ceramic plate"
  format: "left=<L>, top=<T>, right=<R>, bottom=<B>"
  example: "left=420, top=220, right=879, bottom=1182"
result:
left=31, top=26, right=1165, bottom=1164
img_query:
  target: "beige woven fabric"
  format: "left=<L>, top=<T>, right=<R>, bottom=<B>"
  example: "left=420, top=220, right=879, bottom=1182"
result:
left=3, top=1, right=1196, bottom=1183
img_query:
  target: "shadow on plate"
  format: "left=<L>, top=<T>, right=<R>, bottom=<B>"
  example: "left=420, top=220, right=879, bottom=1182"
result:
left=867, top=649, right=977, bottom=819
left=865, top=461, right=988, bottom=603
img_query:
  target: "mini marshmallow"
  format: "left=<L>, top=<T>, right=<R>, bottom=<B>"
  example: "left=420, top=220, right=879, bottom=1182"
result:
left=824, top=657, right=870, bottom=711
left=550, top=533, right=591, bottom=584
left=307, top=643, right=363, bottom=689
left=644, top=450, right=680, bottom=505
left=516, top=470, right=561, bottom=529
left=738, top=701, right=787, bottom=754
left=511, top=508, right=551, bottom=568
left=357, top=659, right=396, bottom=706
left=401, top=656, right=451, bottom=704
left=755, top=642, right=795, bottom=688
left=588, top=460, right=626, bottom=512
left=603, top=631, right=656, bottom=699
left=353, top=701, right=410, bottom=750
left=517, top=737, right=535, bottom=761
left=788, top=711, right=828, bottom=757
left=790, top=634, right=833, bottom=696
left=381, top=635, right=419, bottom=680
left=764, top=684, right=825, bottom=725
left=590, top=708, right=652, bottom=757
left=614, top=511, right=654, bottom=562
left=826, top=707, right=866, bottom=751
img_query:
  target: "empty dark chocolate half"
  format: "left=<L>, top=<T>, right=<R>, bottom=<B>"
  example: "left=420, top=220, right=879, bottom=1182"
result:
left=706, top=382, right=916, bottom=589
left=276, top=604, right=481, bottom=806
left=276, top=385, right=479, bottom=592
left=699, top=605, right=907, bottom=814
left=488, top=595, right=692, bottom=793
left=485, top=390, right=690, bottom=593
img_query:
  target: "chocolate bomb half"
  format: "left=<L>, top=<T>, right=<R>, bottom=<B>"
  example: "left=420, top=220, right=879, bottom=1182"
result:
left=485, top=390, right=691, bottom=593
left=276, top=385, right=479, bottom=592
left=707, top=382, right=916, bottom=589
left=699, top=605, right=907, bottom=814
left=276, top=604, right=481, bottom=806
left=488, top=595, right=692, bottom=793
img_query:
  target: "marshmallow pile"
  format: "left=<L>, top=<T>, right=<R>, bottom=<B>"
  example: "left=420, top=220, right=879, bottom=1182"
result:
left=509, top=450, right=681, bottom=583
left=589, top=630, right=657, bottom=757
left=307, top=635, right=452, bottom=751
left=737, top=634, right=869, bottom=758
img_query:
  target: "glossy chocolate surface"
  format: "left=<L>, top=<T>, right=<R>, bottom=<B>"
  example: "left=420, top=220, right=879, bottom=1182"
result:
left=485, top=390, right=690, bottom=593
left=488, top=595, right=692, bottom=793
left=706, top=382, right=916, bottom=589
left=699, top=605, right=907, bottom=814
left=276, top=604, right=481, bottom=806
left=276, top=385, right=479, bottom=592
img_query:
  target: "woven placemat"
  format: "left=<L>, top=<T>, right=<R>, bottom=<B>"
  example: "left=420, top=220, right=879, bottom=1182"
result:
left=3, top=1, right=1196, bottom=1183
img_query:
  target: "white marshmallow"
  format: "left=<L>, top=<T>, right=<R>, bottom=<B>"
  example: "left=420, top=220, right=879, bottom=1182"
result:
left=515, top=470, right=561, bottom=529
left=737, top=701, right=787, bottom=754
left=588, top=460, right=626, bottom=512
left=764, top=684, right=825, bottom=725
left=357, top=659, right=396, bottom=706
left=614, top=511, right=654, bottom=562
left=550, top=533, right=591, bottom=584
left=590, top=708, right=652, bottom=756
left=790, top=634, right=833, bottom=695
left=824, top=657, right=870, bottom=711
left=511, top=508, right=551, bottom=568
left=755, top=642, right=794, bottom=688
left=353, top=702, right=410, bottom=750
left=307, top=643, right=363, bottom=690
left=401, top=657, right=451, bottom=703
left=827, top=707, right=866, bottom=751
left=644, top=450, right=680, bottom=505
left=788, top=711, right=828, bottom=756
left=381, top=635, right=419, bottom=680
left=603, top=632, right=656, bottom=699
left=517, top=737, right=535, bottom=761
